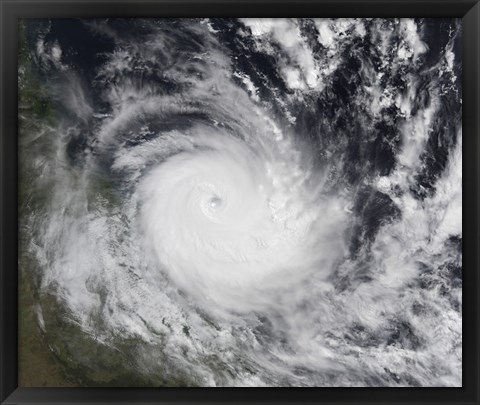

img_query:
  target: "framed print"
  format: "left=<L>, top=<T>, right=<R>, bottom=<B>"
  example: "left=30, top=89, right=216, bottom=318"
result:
left=1, top=0, right=479, bottom=404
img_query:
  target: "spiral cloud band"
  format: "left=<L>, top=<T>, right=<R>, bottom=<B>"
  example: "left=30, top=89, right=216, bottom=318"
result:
left=137, top=125, right=347, bottom=314
left=19, top=18, right=462, bottom=387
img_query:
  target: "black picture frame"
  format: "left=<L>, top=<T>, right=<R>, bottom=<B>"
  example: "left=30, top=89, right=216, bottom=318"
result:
left=1, top=0, right=478, bottom=404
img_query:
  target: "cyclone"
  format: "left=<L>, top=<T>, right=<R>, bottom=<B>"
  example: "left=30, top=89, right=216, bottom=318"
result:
left=137, top=126, right=347, bottom=314
left=19, top=18, right=462, bottom=387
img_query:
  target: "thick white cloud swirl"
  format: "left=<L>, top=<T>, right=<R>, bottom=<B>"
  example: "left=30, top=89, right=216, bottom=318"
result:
left=22, top=18, right=462, bottom=387
left=137, top=129, right=347, bottom=314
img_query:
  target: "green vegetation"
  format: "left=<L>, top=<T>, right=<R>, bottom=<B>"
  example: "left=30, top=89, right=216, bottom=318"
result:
left=18, top=20, right=66, bottom=387
left=18, top=23, right=55, bottom=125
left=18, top=21, right=57, bottom=218
left=17, top=21, right=197, bottom=387
left=18, top=251, right=77, bottom=386
left=19, top=239, right=196, bottom=387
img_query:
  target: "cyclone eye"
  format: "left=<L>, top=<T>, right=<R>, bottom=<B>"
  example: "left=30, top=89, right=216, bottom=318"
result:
left=209, top=196, right=221, bottom=208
